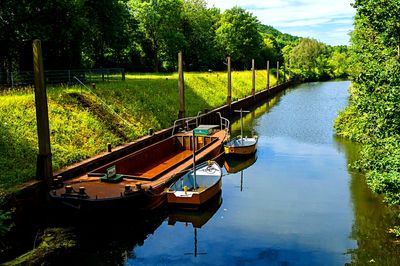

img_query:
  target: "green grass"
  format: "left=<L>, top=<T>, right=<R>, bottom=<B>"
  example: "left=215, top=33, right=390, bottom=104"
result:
left=0, top=70, right=277, bottom=193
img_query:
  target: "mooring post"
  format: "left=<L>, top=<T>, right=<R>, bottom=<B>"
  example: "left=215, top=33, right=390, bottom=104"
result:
left=33, top=39, right=53, bottom=186
left=266, top=60, right=270, bottom=89
left=276, top=61, right=280, bottom=85
left=178, top=52, right=185, bottom=119
left=251, top=59, right=255, bottom=97
left=283, top=63, right=286, bottom=83
left=227, top=56, right=232, bottom=107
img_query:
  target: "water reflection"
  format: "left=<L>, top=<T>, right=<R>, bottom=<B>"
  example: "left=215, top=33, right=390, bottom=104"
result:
left=334, top=136, right=400, bottom=265
left=167, top=192, right=222, bottom=257
left=224, top=154, right=257, bottom=191
left=9, top=81, right=400, bottom=265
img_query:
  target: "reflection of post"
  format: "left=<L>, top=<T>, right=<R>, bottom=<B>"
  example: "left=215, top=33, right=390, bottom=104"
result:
left=194, top=228, right=198, bottom=257
left=240, top=171, right=243, bottom=192
left=178, top=52, right=185, bottom=119
left=251, top=59, right=255, bottom=97
left=33, top=39, right=53, bottom=186
left=227, top=56, right=232, bottom=107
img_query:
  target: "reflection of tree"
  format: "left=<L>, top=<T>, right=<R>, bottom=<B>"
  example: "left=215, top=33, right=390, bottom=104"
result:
left=230, top=91, right=284, bottom=137
left=334, top=137, right=400, bottom=265
left=43, top=209, right=167, bottom=265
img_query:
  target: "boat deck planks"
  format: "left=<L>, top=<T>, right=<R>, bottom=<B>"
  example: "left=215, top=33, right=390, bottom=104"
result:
left=136, top=150, right=193, bottom=179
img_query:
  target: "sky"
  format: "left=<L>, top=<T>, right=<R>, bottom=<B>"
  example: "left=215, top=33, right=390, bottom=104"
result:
left=207, top=0, right=356, bottom=46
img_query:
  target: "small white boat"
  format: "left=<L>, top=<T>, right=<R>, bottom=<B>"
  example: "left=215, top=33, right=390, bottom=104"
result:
left=167, top=161, right=222, bottom=206
left=224, top=109, right=258, bottom=156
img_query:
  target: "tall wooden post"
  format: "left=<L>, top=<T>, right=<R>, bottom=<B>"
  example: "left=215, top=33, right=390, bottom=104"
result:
left=251, top=59, right=255, bottom=97
left=276, top=61, right=280, bottom=85
left=283, top=63, right=286, bottom=82
left=178, top=52, right=185, bottom=119
left=266, top=60, right=270, bottom=89
left=33, top=39, right=52, bottom=185
left=227, top=56, right=232, bottom=106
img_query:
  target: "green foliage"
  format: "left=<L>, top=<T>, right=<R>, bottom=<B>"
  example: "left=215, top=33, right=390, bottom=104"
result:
left=215, top=7, right=262, bottom=68
left=283, top=38, right=350, bottom=81
left=4, top=228, right=76, bottom=265
left=1, top=0, right=341, bottom=75
left=0, top=70, right=277, bottom=192
left=0, top=192, right=12, bottom=238
left=335, top=0, right=400, bottom=205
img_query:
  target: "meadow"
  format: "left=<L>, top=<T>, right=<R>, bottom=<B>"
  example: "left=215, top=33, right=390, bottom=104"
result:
left=0, top=70, right=277, bottom=192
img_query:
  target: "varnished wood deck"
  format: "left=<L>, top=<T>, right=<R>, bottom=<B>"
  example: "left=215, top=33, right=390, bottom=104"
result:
left=134, top=150, right=193, bottom=179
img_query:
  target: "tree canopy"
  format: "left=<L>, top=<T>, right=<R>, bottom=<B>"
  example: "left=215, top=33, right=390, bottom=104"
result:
left=0, top=0, right=345, bottom=75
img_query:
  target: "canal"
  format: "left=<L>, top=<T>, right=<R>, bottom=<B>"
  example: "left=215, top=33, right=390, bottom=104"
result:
left=7, top=81, right=400, bottom=265
left=121, top=81, right=398, bottom=265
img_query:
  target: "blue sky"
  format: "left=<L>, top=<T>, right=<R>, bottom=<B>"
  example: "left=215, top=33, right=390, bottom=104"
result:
left=207, top=0, right=356, bottom=46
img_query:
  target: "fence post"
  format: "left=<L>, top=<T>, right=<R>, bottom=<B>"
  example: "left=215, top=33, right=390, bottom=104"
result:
left=227, top=56, right=232, bottom=107
left=276, top=61, right=280, bottom=85
left=11, top=72, right=14, bottom=88
left=32, top=39, right=53, bottom=186
left=68, top=70, right=71, bottom=85
left=251, top=59, right=255, bottom=97
left=266, top=60, right=270, bottom=89
left=178, top=52, right=185, bottom=119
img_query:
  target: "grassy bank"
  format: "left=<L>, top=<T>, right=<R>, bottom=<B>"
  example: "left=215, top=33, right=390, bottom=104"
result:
left=0, top=70, right=277, bottom=193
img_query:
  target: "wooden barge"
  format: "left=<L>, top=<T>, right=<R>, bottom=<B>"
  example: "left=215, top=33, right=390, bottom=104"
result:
left=49, top=117, right=229, bottom=211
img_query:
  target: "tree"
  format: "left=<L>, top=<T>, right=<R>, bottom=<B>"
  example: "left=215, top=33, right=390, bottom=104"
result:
left=181, top=0, right=221, bottom=70
left=284, top=38, right=329, bottom=80
left=129, top=0, right=185, bottom=72
left=215, top=7, right=263, bottom=69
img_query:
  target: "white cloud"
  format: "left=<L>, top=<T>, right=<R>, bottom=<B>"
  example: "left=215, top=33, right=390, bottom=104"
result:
left=207, top=0, right=356, bottom=45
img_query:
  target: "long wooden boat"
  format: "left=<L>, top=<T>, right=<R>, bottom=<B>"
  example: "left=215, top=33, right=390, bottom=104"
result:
left=166, top=161, right=222, bottom=207
left=49, top=116, right=229, bottom=212
left=224, top=109, right=258, bottom=156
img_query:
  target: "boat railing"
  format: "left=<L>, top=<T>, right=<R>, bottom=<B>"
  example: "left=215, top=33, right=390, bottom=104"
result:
left=171, top=115, right=200, bottom=136
left=217, top=112, right=230, bottom=130
left=172, top=112, right=230, bottom=136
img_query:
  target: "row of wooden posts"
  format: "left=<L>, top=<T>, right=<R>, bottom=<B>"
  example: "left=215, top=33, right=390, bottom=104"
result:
left=177, top=52, right=287, bottom=119
left=32, top=40, right=288, bottom=185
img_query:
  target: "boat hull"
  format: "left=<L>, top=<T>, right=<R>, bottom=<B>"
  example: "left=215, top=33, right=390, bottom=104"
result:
left=224, top=136, right=258, bottom=156
left=49, top=130, right=228, bottom=212
left=166, top=161, right=222, bottom=207
left=167, top=178, right=222, bottom=207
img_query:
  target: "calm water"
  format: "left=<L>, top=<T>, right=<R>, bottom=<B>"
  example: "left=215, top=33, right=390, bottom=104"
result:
left=11, top=81, right=400, bottom=265
left=121, top=81, right=398, bottom=265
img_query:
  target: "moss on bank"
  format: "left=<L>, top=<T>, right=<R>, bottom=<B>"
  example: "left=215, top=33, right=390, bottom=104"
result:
left=3, top=228, right=76, bottom=265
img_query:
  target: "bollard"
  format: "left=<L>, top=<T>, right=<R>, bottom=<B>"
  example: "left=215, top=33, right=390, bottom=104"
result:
left=92, top=83, right=96, bottom=89
left=148, top=128, right=154, bottom=136
left=107, top=143, right=112, bottom=152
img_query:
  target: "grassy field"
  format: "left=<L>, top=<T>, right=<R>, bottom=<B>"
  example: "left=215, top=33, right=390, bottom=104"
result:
left=0, top=70, right=277, bottom=192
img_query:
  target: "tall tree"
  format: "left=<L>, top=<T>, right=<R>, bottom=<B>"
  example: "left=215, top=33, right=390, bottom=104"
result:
left=284, top=38, right=329, bottom=80
left=181, top=0, right=220, bottom=70
left=129, top=0, right=185, bottom=71
left=215, top=7, right=262, bottom=69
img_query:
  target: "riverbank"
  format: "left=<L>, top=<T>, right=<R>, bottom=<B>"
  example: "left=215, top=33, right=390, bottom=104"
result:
left=0, top=70, right=277, bottom=194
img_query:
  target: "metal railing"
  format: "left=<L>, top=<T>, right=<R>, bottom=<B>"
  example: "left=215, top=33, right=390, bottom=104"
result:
left=171, top=111, right=230, bottom=136
left=0, top=68, right=125, bottom=88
